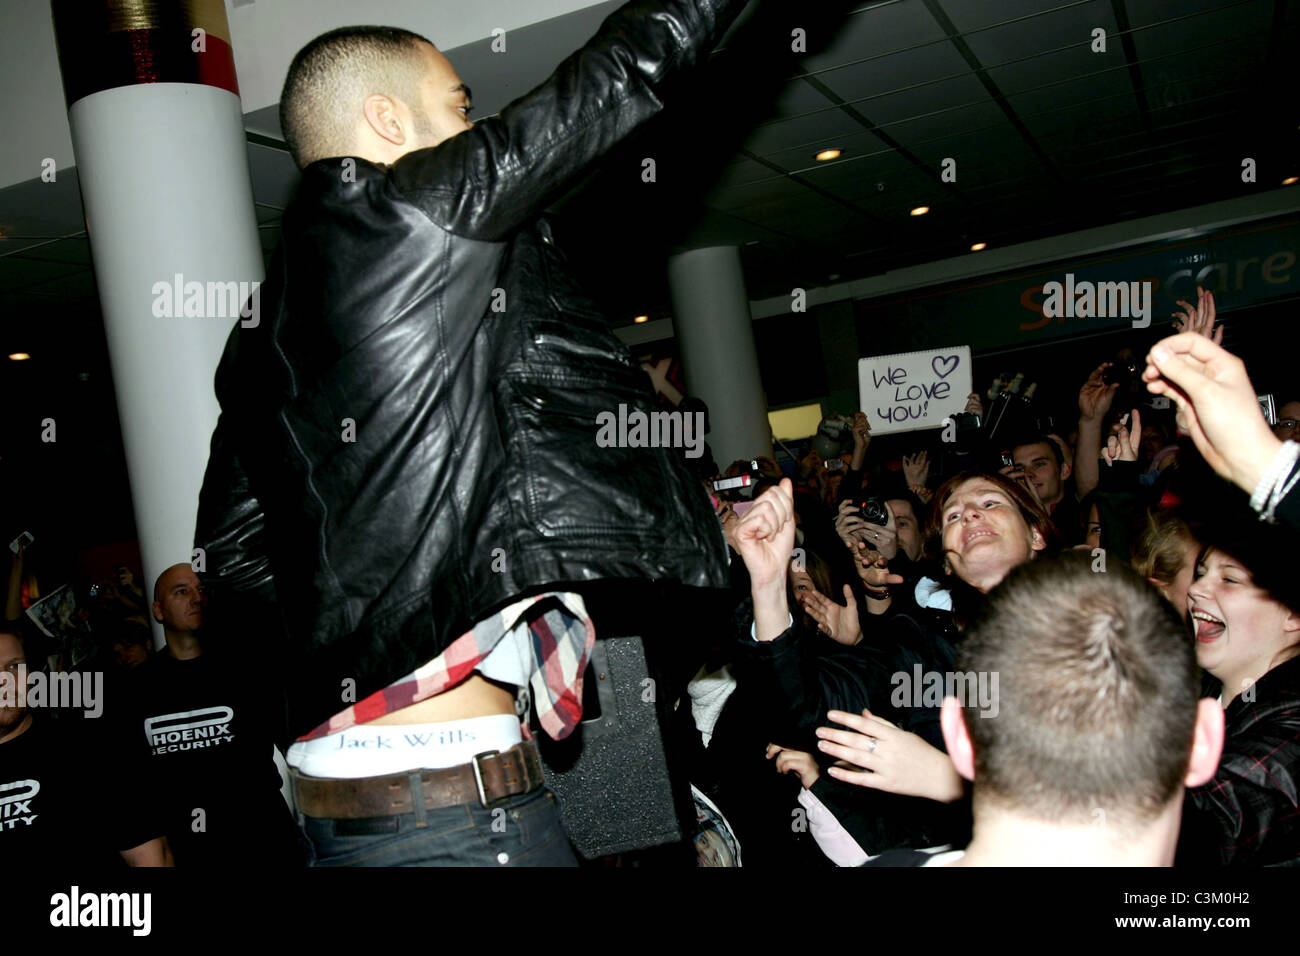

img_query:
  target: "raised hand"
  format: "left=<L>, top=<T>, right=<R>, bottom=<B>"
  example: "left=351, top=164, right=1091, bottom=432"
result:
left=902, top=451, right=930, bottom=489
left=816, top=709, right=964, bottom=803
left=1143, top=333, right=1281, bottom=492
left=851, top=412, right=871, bottom=450
left=1103, top=407, right=1141, bottom=466
left=801, top=584, right=862, bottom=646
left=737, top=479, right=797, bottom=642
left=964, top=392, right=984, bottom=417
left=852, top=542, right=904, bottom=582
left=1171, top=285, right=1224, bottom=344
left=735, top=479, right=796, bottom=591
left=1078, top=363, right=1119, bottom=422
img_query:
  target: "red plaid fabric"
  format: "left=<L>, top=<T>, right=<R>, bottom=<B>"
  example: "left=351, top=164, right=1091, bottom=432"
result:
left=297, top=592, right=595, bottom=743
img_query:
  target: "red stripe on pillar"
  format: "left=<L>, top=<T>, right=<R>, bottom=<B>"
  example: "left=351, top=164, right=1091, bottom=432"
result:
left=54, top=5, right=240, bottom=106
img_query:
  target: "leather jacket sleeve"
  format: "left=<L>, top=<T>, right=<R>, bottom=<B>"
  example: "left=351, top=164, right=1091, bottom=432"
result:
left=194, top=408, right=277, bottom=611
left=389, top=0, right=750, bottom=241
left=731, top=597, right=893, bottom=752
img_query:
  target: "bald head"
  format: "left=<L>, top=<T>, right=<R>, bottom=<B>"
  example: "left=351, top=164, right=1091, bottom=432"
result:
left=152, top=564, right=205, bottom=637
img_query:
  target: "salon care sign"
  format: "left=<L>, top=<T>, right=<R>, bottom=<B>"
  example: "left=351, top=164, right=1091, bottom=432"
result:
left=857, top=345, right=972, bottom=435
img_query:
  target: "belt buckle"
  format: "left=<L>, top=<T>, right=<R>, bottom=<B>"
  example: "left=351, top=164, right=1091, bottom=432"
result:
left=471, top=750, right=504, bottom=809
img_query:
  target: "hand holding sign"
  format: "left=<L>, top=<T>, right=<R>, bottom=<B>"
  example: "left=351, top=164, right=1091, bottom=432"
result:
left=858, top=346, right=973, bottom=435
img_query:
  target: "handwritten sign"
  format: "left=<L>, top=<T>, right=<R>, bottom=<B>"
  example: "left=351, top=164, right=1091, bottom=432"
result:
left=857, top=346, right=972, bottom=435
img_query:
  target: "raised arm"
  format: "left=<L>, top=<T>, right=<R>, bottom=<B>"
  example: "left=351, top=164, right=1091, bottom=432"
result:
left=390, top=0, right=750, bottom=241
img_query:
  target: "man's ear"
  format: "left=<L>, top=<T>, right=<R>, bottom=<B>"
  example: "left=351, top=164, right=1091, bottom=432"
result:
left=1185, top=698, right=1225, bottom=788
left=151, top=601, right=164, bottom=625
left=941, top=697, right=976, bottom=782
left=362, top=93, right=408, bottom=147
left=1060, top=459, right=1073, bottom=482
left=1283, top=608, right=1300, bottom=634
left=1029, top=525, right=1047, bottom=553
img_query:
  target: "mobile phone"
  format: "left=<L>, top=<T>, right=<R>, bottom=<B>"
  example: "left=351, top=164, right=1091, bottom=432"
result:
left=823, top=458, right=846, bottom=473
left=1258, top=394, right=1277, bottom=426
left=999, top=452, right=1015, bottom=470
left=9, top=531, right=34, bottom=554
left=731, top=501, right=755, bottom=518
left=712, top=474, right=754, bottom=492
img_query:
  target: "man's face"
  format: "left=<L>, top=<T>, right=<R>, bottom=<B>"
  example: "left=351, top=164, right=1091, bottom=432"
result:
left=1139, top=426, right=1166, bottom=462
left=1012, top=441, right=1068, bottom=508
left=407, top=42, right=475, bottom=152
left=0, top=634, right=27, bottom=732
left=152, top=567, right=205, bottom=634
left=1274, top=401, right=1300, bottom=443
left=884, top=499, right=922, bottom=562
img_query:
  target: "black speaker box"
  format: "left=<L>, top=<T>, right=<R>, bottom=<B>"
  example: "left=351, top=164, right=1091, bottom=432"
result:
left=532, top=634, right=694, bottom=861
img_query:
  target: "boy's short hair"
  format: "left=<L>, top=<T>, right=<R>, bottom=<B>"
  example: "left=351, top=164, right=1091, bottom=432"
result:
left=958, top=553, right=1200, bottom=829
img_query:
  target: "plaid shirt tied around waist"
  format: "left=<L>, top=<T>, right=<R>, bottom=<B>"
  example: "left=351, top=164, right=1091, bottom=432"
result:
left=297, top=592, right=595, bottom=743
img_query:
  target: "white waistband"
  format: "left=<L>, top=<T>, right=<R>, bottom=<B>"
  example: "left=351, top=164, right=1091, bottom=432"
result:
left=285, top=714, right=524, bottom=779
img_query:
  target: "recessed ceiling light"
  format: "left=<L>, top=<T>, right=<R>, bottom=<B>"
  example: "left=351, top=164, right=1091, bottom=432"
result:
left=815, top=149, right=842, bottom=162
left=910, top=206, right=930, bottom=216
left=634, top=315, right=649, bottom=324
left=970, top=242, right=987, bottom=251
left=8, top=353, right=31, bottom=361
left=1284, top=176, right=1299, bottom=186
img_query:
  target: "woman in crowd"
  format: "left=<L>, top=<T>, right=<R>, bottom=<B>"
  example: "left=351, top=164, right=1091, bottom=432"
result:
left=1175, top=530, right=1300, bottom=865
left=737, top=471, right=1059, bottom=862
left=1131, top=507, right=1199, bottom=620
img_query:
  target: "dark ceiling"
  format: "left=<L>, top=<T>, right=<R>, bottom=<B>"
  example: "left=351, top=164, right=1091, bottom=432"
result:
left=554, top=0, right=1300, bottom=320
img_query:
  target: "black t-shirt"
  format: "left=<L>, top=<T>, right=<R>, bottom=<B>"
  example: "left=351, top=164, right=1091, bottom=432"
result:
left=0, top=714, right=160, bottom=866
left=118, top=651, right=298, bottom=866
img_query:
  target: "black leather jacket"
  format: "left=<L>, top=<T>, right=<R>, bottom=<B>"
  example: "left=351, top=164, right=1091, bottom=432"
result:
left=195, top=0, right=744, bottom=739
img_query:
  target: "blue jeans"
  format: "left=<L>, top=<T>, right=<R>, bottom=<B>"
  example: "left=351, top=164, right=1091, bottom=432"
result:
left=298, top=786, right=578, bottom=867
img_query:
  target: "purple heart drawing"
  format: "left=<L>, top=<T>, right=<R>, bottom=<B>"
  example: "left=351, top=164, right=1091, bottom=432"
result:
left=932, top=355, right=959, bottom=379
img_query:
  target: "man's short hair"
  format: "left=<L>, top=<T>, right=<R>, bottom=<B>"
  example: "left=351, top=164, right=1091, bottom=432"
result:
left=1013, top=434, right=1064, bottom=468
left=280, top=26, right=434, bottom=168
left=958, top=553, right=1200, bottom=829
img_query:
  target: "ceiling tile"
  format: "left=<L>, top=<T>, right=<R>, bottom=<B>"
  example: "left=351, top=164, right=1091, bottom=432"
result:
left=801, top=0, right=950, bottom=72
left=742, top=107, right=869, bottom=156
left=817, top=41, right=972, bottom=107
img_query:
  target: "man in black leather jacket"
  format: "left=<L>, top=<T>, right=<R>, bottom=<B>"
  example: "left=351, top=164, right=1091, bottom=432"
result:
left=193, top=1, right=762, bottom=863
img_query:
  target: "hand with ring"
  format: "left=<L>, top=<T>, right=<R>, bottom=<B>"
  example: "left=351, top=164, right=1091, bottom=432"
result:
left=815, top=709, right=965, bottom=803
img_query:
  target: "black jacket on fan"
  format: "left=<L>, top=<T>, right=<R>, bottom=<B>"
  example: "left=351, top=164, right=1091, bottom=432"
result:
left=193, top=0, right=751, bottom=742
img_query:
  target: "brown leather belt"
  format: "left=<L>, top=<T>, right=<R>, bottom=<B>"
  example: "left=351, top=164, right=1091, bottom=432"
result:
left=292, top=741, right=546, bottom=819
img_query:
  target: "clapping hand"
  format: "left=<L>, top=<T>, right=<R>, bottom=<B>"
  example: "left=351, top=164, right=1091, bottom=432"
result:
left=801, top=584, right=862, bottom=646
left=1171, top=285, right=1224, bottom=344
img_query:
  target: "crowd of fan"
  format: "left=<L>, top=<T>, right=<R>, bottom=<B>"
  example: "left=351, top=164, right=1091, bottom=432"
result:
left=3, top=289, right=1298, bottom=868
left=679, top=291, right=1300, bottom=867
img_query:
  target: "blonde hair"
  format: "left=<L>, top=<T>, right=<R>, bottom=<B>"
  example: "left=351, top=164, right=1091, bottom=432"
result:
left=1132, top=509, right=1194, bottom=585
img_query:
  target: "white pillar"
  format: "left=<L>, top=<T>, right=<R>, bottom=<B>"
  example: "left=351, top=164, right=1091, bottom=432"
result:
left=54, top=5, right=262, bottom=647
left=667, top=246, right=771, bottom=469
